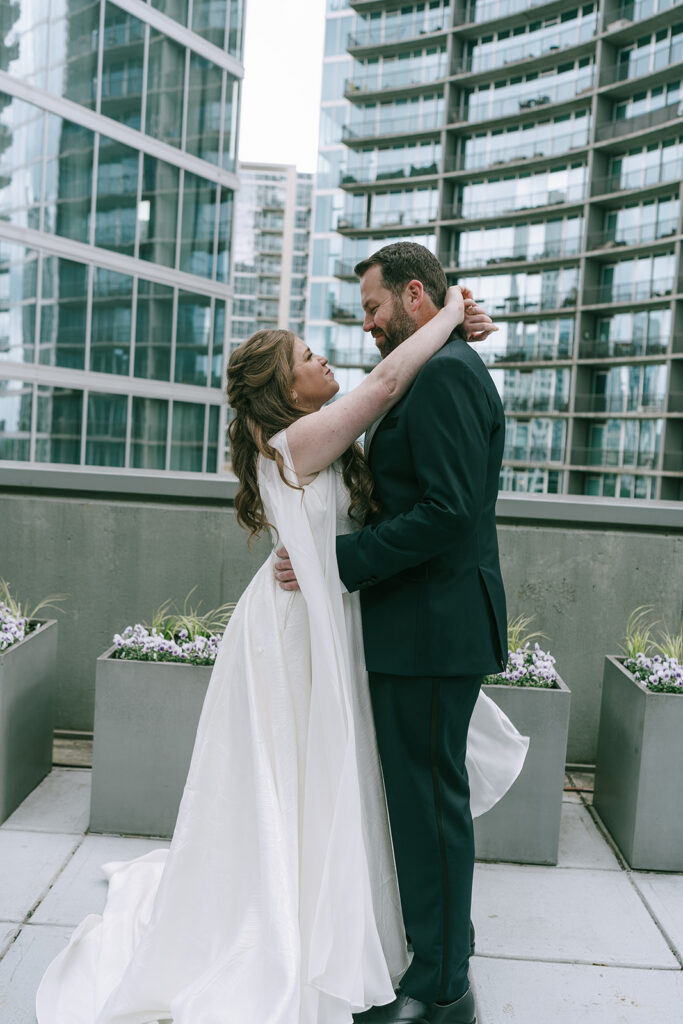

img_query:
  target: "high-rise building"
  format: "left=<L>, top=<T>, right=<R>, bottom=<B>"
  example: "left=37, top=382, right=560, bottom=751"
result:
left=230, top=162, right=313, bottom=350
left=310, top=0, right=683, bottom=501
left=0, top=0, right=245, bottom=474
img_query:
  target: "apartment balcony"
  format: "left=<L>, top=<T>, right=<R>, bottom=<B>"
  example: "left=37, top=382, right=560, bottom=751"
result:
left=583, top=278, right=676, bottom=306
left=572, top=447, right=660, bottom=470
left=334, top=260, right=358, bottom=280
left=595, top=102, right=683, bottom=143
left=456, top=24, right=597, bottom=79
left=329, top=302, right=361, bottom=324
left=344, top=66, right=448, bottom=101
left=504, top=396, right=570, bottom=414
left=327, top=345, right=380, bottom=368
left=442, top=184, right=587, bottom=222
left=578, top=337, right=672, bottom=359
left=337, top=211, right=438, bottom=234
left=573, top=393, right=670, bottom=415
left=591, top=158, right=683, bottom=198
left=346, top=20, right=448, bottom=54
left=503, top=444, right=565, bottom=462
left=442, top=127, right=591, bottom=174
left=457, top=76, right=595, bottom=127
left=472, top=291, right=578, bottom=316
left=342, top=111, right=442, bottom=145
left=484, top=344, right=572, bottom=365
left=455, top=239, right=582, bottom=270
left=462, top=0, right=570, bottom=29
left=339, top=160, right=439, bottom=190
left=586, top=228, right=679, bottom=259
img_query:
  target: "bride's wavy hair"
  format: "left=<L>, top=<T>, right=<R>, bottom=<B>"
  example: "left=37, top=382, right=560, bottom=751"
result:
left=227, top=329, right=379, bottom=541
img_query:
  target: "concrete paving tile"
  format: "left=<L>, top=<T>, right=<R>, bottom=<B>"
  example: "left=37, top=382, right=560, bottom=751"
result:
left=1, top=770, right=91, bottom=835
left=472, top=864, right=678, bottom=969
left=32, top=834, right=170, bottom=926
left=557, top=802, right=621, bottom=870
left=0, top=921, right=20, bottom=958
left=631, top=873, right=683, bottom=961
left=471, top=956, right=683, bottom=1024
left=0, top=832, right=81, bottom=923
left=568, top=769, right=595, bottom=793
left=0, top=923, right=72, bottom=1024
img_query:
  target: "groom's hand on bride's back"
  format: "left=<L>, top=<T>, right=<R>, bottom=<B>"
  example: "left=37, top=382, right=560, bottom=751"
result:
left=274, top=548, right=300, bottom=591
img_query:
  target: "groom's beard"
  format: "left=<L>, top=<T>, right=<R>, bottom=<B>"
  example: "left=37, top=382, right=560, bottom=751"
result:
left=373, top=300, right=417, bottom=358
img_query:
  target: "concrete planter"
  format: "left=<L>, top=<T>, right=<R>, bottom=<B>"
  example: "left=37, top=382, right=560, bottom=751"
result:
left=594, top=655, right=683, bottom=871
left=474, top=674, right=571, bottom=865
left=0, top=620, right=58, bottom=822
left=90, top=647, right=212, bottom=838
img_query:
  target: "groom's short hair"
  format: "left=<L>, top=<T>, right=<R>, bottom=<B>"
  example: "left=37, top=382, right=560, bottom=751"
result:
left=354, top=242, right=447, bottom=309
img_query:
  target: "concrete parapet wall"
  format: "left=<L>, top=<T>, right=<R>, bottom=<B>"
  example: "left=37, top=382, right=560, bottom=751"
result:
left=1, top=467, right=681, bottom=762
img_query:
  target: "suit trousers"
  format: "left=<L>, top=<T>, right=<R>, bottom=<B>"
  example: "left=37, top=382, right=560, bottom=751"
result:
left=368, top=671, right=482, bottom=1004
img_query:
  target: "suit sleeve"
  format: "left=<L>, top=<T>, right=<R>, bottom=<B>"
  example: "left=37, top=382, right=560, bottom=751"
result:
left=336, top=357, right=493, bottom=592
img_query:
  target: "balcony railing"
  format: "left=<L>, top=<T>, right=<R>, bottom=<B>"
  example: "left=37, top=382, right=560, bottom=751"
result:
left=484, top=291, right=578, bottom=314
left=574, top=447, right=659, bottom=469
left=345, top=64, right=448, bottom=97
left=328, top=346, right=380, bottom=367
left=342, top=111, right=443, bottom=141
left=584, top=278, right=675, bottom=304
left=503, top=445, right=565, bottom=462
left=338, top=210, right=437, bottom=231
left=588, top=225, right=679, bottom=250
left=462, top=75, right=595, bottom=124
left=347, top=18, right=446, bottom=50
left=592, top=159, right=683, bottom=196
left=612, top=0, right=681, bottom=25
left=329, top=303, right=361, bottom=323
left=573, top=393, right=668, bottom=414
left=503, top=396, right=570, bottom=413
left=578, top=337, right=672, bottom=359
left=456, top=239, right=582, bottom=269
left=334, top=260, right=357, bottom=279
left=596, top=103, right=683, bottom=141
left=483, top=345, right=573, bottom=364
left=448, top=126, right=591, bottom=172
left=340, top=160, right=439, bottom=187
left=465, top=0, right=554, bottom=24
left=442, top=184, right=587, bottom=221
left=466, top=22, right=597, bottom=74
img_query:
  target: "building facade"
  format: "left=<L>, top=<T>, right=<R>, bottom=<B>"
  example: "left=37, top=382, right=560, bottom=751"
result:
left=230, top=162, right=312, bottom=350
left=0, top=0, right=245, bottom=474
left=310, top=0, right=683, bottom=501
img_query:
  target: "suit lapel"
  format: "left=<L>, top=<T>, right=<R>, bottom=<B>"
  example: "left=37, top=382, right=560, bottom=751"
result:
left=363, top=409, right=390, bottom=459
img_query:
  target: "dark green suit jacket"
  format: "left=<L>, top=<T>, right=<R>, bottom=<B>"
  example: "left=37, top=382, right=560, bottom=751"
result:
left=336, top=334, right=508, bottom=678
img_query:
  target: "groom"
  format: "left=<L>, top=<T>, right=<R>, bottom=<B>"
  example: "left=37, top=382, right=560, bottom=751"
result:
left=278, top=242, right=507, bottom=1024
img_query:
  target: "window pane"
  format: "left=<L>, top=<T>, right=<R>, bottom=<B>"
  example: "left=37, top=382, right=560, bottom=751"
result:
left=191, top=0, right=227, bottom=48
left=221, top=74, right=239, bottom=172
left=216, top=186, right=233, bottom=283
left=35, top=385, right=82, bottom=464
left=151, top=0, right=189, bottom=24
left=90, top=268, right=133, bottom=375
left=211, top=299, right=225, bottom=388
left=101, top=3, right=145, bottom=130
left=146, top=29, right=185, bottom=148
left=0, top=379, right=32, bottom=461
left=185, top=53, right=222, bottom=165
left=227, top=0, right=244, bottom=59
left=139, top=155, right=179, bottom=268
left=39, top=256, right=88, bottom=369
left=0, top=98, right=43, bottom=231
left=86, top=391, right=127, bottom=466
left=206, top=403, right=220, bottom=472
left=0, top=242, right=38, bottom=364
left=95, top=137, right=139, bottom=255
left=131, top=396, right=167, bottom=469
left=45, top=117, right=95, bottom=243
left=179, top=171, right=216, bottom=278
left=134, top=279, right=173, bottom=381
left=175, top=291, right=211, bottom=385
left=48, top=0, right=99, bottom=109
left=170, top=400, right=205, bottom=471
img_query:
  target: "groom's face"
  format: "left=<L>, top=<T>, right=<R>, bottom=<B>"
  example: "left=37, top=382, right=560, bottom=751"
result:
left=359, top=264, right=417, bottom=358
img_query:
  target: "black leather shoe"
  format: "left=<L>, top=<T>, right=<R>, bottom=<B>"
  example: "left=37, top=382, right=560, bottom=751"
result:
left=429, top=987, right=476, bottom=1024
left=352, top=989, right=430, bottom=1023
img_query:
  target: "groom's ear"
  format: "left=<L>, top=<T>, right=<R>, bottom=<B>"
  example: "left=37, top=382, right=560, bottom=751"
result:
left=404, top=279, right=424, bottom=311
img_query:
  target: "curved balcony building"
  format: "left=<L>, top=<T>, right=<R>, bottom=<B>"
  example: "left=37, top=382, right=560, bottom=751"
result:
left=310, top=0, right=682, bottom=500
left=0, top=0, right=245, bottom=473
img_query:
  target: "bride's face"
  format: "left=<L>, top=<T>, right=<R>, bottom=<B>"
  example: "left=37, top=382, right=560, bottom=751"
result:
left=290, top=336, right=339, bottom=412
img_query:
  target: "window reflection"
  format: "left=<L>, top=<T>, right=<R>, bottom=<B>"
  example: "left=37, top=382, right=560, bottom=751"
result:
left=139, top=155, right=179, bottom=268
left=134, top=279, right=173, bottom=381
left=86, top=391, right=127, bottom=466
left=0, top=378, right=32, bottom=460
left=45, top=115, right=94, bottom=243
left=131, top=395, right=167, bottom=470
left=186, top=53, right=222, bottom=166
left=180, top=171, right=217, bottom=278
left=151, top=0, right=189, bottom=23
left=146, top=29, right=185, bottom=149
left=48, top=0, right=99, bottom=109
left=0, top=98, right=43, bottom=231
left=211, top=300, right=225, bottom=387
left=101, top=3, right=145, bottom=130
left=175, top=291, right=210, bottom=386
left=171, top=400, right=205, bottom=471
left=192, top=0, right=227, bottom=49
left=0, top=242, right=38, bottom=364
left=35, top=385, right=83, bottom=464
left=39, top=256, right=88, bottom=369
left=95, top=136, right=139, bottom=256
left=90, top=267, right=133, bottom=375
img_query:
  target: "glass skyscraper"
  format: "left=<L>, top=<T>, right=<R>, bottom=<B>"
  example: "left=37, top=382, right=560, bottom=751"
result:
left=0, top=0, right=244, bottom=473
left=310, top=0, right=682, bottom=501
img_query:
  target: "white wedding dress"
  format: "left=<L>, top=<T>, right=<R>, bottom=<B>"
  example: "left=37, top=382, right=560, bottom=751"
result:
left=36, top=432, right=528, bottom=1024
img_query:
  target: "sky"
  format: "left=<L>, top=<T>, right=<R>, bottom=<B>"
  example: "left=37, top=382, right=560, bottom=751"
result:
left=238, top=0, right=327, bottom=173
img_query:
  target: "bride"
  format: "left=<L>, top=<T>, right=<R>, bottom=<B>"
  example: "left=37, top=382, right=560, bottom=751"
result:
left=36, top=286, right=527, bottom=1024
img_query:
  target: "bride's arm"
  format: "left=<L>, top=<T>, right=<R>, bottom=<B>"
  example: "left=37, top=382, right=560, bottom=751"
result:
left=286, top=286, right=465, bottom=478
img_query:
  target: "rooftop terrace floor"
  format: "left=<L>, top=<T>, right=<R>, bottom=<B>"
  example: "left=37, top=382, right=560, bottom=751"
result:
left=1, top=750, right=682, bottom=1023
